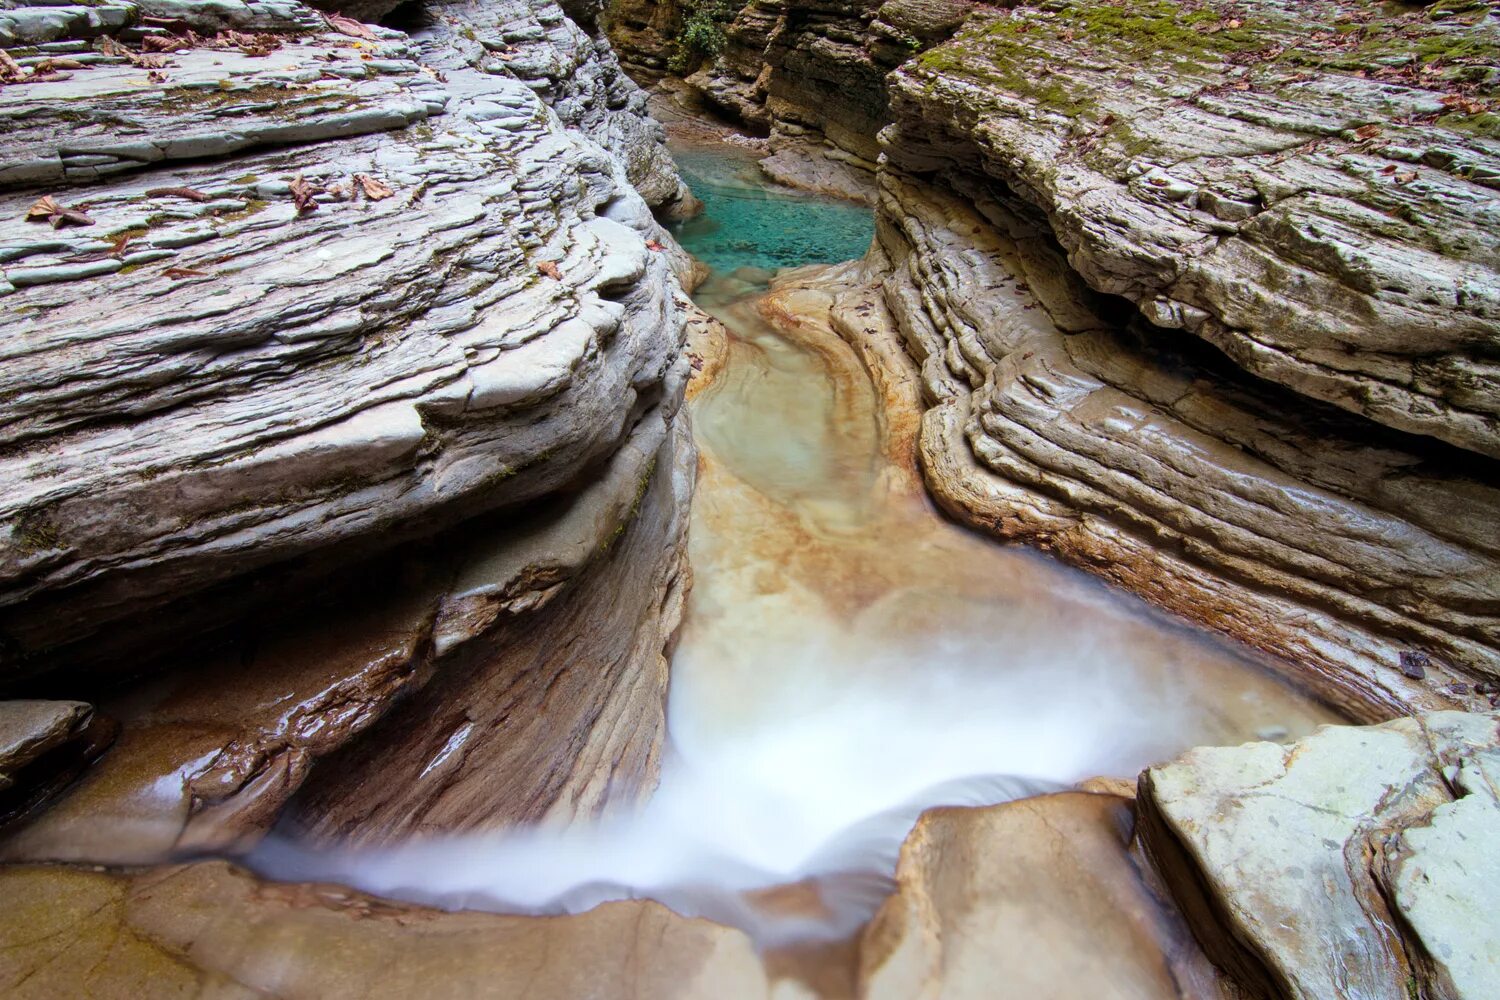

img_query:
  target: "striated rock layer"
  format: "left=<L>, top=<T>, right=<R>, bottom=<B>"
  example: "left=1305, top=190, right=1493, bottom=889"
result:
left=867, top=0, right=1500, bottom=718
left=0, top=0, right=700, bottom=863
left=0, top=0, right=691, bottom=682
left=615, top=0, right=977, bottom=201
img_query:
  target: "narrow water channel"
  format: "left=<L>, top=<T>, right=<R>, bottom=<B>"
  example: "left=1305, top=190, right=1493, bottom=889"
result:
left=255, top=143, right=1336, bottom=948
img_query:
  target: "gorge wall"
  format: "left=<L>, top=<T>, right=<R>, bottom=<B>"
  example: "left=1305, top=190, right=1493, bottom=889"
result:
left=616, top=0, right=1500, bottom=722
left=0, top=0, right=698, bottom=859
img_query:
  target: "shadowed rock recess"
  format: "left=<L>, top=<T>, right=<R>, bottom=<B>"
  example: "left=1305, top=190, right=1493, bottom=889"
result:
left=632, top=0, right=1500, bottom=721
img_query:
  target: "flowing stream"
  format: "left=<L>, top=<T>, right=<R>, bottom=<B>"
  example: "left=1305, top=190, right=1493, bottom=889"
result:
left=254, top=143, right=1337, bottom=947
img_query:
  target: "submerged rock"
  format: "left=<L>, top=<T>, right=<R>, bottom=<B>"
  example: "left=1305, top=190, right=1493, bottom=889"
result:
left=0, top=861, right=770, bottom=999
left=1139, top=711, right=1500, bottom=1000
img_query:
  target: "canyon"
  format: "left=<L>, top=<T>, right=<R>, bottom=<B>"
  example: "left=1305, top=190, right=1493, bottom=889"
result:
left=0, top=0, right=1497, bottom=997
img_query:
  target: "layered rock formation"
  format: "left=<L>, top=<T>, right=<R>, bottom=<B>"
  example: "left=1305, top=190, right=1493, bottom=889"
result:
left=629, top=0, right=1500, bottom=718
left=1138, top=710, right=1500, bottom=1000
left=0, top=0, right=699, bottom=862
left=870, top=0, right=1500, bottom=719
left=615, top=0, right=977, bottom=200
left=0, top=700, right=114, bottom=829
left=0, top=0, right=689, bottom=679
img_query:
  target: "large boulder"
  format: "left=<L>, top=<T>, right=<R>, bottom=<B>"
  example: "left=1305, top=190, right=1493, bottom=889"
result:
left=859, top=792, right=1222, bottom=999
left=1139, top=711, right=1500, bottom=1000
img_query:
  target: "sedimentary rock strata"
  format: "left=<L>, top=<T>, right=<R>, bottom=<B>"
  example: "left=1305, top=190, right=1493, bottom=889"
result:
left=0, top=0, right=689, bottom=680
left=0, top=861, right=770, bottom=999
left=865, top=0, right=1500, bottom=717
left=1139, top=711, right=1500, bottom=1000
left=623, top=0, right=975, bottom=201
left=287, top=413, right=695, bottom=841
left=0, top=0, right=698, bottom=864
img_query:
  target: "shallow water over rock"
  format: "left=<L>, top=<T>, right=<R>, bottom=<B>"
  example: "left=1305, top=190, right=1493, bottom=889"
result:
left=252, top=143, right=1337, bottom=947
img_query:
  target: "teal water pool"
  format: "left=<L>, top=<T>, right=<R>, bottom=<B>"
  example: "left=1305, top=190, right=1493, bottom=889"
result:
left=668, top=146, right=875, bottom=275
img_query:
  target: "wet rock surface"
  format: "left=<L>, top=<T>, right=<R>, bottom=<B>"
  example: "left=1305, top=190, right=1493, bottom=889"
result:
left=859, top=792, right=1225, bottom=1000
left=0, top=860, right=770, bottom=999
left=0, top=699, right=114, bottom=828
left=1139, top=711, right=1500, bottom=1000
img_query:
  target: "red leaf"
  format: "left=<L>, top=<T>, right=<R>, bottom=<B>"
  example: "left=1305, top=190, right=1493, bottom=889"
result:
left=289, top=175, right=322, bottom=215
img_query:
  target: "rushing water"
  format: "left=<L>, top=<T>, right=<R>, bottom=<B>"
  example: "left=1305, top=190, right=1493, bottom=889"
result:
left=254, top=142, right=1337, bottom=947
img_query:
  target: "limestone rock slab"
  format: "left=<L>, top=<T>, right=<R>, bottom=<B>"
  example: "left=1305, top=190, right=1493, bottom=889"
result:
left=1139, top=711, right=1500, bottom=1000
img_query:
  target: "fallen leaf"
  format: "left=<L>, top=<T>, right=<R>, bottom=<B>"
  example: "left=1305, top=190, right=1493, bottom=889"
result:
left=164, top=267, right=210, bottom=279
left=141, top=35, right=182, bottom=53
left=353, top=173, right=395, bottom=200
left=327, top=13, right=379, bottom=40
left=645, top=239, right=665, bottom=252
left=25, top=195, right=62, bottom=221
left=146, top=186, right=211, bottom=202
left=1398, top=649, right=1429, bottom=680
left=1354, top=124, right=1381, bottom=140
left=1380, top=164, right=1398, bottom=174
left=148, top=69, right=169, bottom=83
left=289, top=175, right=321, bottom=214
left=51, top=208, right=96, bottom=229
left=537, top=260, right=562, bottom=280
left=0, top=49, right=24, bottom=82
left=1396, top=170, right=1418, bottom=183
left=111, top=234, right=133, bottom=257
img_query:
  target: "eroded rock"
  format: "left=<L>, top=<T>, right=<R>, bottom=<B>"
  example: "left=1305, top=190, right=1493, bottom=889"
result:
left=0, top=0, right=691, bottom=682
left=0, top=699, right=114, bottom=828
left=0, top=860, right=771, bottom=999
left=1138, top=711, right=1500, bottom=1000
left=859, top=792, right=1223, bottom=1000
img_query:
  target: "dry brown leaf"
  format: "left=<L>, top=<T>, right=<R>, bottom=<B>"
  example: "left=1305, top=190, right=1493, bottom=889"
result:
left=1396, top=170, right=1419, bottom=184
left=110, top=234, right=133, bottom=257
left=327, top=13, right=379, bottom=40
left=289, top=175, right=321, bottom=214
left=164, top=267, right=210, bottom=279
left=0, top=50, right=24, bottom=82
left=645, top=239, right=665, bottom=252
left=146, top=186, right=211, bottom=202
left=1354, top=124, right=1381, bottom=140
left=537, top=260, right=562, bottom=280
left=353, top=173, right=395, bottom=201
left=141, top=35, right=181, bottom=53
left=25, top=195, right=62, bottom=221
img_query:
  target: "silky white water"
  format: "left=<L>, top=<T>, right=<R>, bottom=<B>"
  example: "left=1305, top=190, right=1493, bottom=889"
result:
left=250, top=147, right=1337, bottom=947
